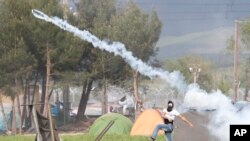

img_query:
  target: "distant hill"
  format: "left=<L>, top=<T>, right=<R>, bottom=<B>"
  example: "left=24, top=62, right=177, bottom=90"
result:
left=156, top=27, right=233, bottom=59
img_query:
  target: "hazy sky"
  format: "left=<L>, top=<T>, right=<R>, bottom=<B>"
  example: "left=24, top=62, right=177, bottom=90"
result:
left=127, top=0, right=250, bottom=60
left=133, top=0, right=250, bottom=36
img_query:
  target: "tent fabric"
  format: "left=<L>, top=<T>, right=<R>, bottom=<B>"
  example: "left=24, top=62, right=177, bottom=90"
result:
left=130, top=109, right=164, bottom=136
left=88, top=113, right=132, bottom=136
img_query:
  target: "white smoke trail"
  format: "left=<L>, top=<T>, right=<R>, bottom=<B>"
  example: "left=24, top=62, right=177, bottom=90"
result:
left=31, top=9, right=187, bottom=93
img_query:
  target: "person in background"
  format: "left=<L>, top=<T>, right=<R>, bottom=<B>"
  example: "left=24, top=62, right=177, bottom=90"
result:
left=118, top=94, right=134, bottom=115
left=149, top=100, right=193, bottom=141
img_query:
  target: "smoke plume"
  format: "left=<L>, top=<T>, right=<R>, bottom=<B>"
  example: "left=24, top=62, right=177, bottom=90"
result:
left=31, top=9, right=187, bottom=94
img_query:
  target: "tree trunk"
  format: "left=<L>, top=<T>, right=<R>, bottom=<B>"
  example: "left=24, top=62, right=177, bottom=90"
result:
left=21, top=84, right=27, bottom=131
left=0, top=93, right=9, bottom=132
left=101, top=55, right=108, bottom=114
left=13, top=34, right=22, bottom=134
left=11, top=99, right=16, bottom=135
left=16, top=92, right=22, bottom=134
left=244, top=87, right=249, bottom=101
left=15, top=79, right=22, bottom=134
left=43, top=44, right=51, bottom=117
left=63, top=85, right=70, bottom=123
left=101, top=79, right=108, bottom=114
left=133, top=71, right=141, bottom=120
left=40, top=71, right=46, bottom=113
left=76, top=79, right=93, bottom=121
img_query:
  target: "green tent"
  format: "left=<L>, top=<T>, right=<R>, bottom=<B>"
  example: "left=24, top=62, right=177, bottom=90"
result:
left=88, top=113, right=132, bottom=136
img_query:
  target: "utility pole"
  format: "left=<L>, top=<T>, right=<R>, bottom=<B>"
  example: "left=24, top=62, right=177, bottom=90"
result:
left=233, top=20, right=239, bottom=102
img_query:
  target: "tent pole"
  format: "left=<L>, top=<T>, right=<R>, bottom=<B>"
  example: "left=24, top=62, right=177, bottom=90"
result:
left=95, top=120, right=115, bottom=141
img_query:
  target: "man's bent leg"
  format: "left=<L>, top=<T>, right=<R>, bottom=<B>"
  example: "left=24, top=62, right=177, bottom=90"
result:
left=151, top=124, right=165, bottom=140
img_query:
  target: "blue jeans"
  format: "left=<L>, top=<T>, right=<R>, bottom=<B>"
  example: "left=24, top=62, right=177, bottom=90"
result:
left=151, top=124, right=173, bottom=141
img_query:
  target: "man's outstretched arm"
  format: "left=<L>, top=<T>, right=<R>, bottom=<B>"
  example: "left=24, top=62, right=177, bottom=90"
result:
left=178, top=115, right=194, bottom=127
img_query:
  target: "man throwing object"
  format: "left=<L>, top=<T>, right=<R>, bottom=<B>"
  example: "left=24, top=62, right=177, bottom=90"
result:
left=149, top=100, right=193, bottom=141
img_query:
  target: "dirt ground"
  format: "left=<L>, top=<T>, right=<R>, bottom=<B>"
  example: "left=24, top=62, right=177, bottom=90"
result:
left=56, top=117, right=95, bottom=133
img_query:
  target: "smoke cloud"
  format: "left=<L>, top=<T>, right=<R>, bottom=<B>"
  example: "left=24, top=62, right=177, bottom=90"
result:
left=32, top=9, right=250, bottom=141
left=184, top=84, right=250, bottom=141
